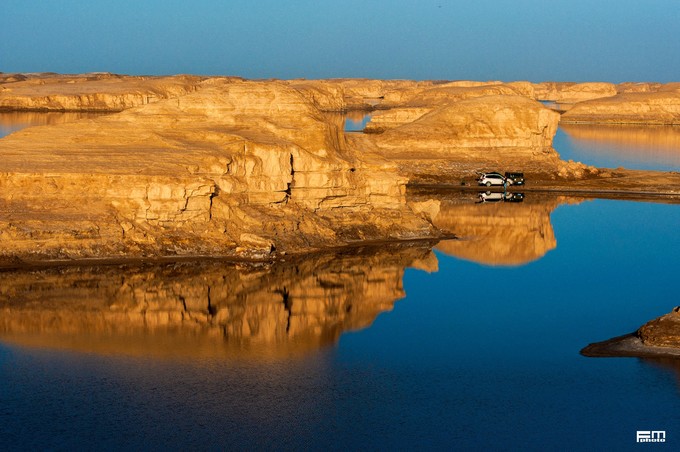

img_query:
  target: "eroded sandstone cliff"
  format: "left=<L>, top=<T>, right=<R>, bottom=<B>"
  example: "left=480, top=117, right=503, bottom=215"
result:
left=357, top=94, right=567, bottom=183
left=562, top=91, right=680, bottom=125
left=0, top=78, right=435, bottom=262
left=4, top=73, right=678, bottom=262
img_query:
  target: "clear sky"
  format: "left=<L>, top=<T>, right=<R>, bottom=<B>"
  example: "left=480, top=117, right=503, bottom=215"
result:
left=2, top=0, right=679, bottom=82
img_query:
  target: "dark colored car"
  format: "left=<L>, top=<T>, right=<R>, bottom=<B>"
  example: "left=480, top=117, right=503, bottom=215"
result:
left=505, top=172, right=525, bottom=185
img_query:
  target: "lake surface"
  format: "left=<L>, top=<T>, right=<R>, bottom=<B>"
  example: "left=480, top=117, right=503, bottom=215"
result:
left=555, top=124, right=680, bottom=172
left=0, top=111, right=109, bottom=139
left=2, top=113, right=680, bottom=450
left=1, top=194, right=679, bottom=450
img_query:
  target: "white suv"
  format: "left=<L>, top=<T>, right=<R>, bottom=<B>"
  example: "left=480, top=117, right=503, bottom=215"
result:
left=477, top=172, right=506, bottom=187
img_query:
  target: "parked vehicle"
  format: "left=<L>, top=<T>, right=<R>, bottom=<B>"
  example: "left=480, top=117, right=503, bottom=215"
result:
left=505, top=172, right=525, bottom=186
left=477, top=172, right=506, bottom=187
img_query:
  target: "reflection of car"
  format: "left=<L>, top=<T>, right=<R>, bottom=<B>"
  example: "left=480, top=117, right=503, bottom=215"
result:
left=477, top=191, right=525, bottom=203
left=477, top=191, right=505, bottom=203
left=504, top=192, right=524, bottom=203
left=477, top=172, right=506, bottom=187
left=505, top=172, right=525, bottom=186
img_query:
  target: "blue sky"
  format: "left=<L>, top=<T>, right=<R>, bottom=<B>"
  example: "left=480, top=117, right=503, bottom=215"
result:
left=2, top=0, right=679, bottom=82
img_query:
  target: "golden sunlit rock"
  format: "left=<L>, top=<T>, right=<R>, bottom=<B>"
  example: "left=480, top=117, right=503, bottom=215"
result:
left=2, top=73, right=680, bottom=263
left=532, top=82, right=617, bottom=103
left=0, top=78, right=434, bottom=262
left=562, top=91, right=680, bottom=125
left=0, top=73, right=207, bottom=111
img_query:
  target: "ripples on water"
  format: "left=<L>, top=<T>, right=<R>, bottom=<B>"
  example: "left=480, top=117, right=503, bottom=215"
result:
left=2, top=194, right=680, bottom=450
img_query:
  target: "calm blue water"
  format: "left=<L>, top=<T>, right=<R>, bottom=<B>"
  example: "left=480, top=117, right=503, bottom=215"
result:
left=1, top=198, right=679, bottom=450
left=0, top=112, right=108, bottom=139
left=554, top=125, right=680, bottom=172
left=344, top=113, right=372, bottom=132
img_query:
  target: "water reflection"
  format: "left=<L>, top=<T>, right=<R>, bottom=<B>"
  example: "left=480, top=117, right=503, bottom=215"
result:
left=0, top=192, right=584, bottom=357
left=557, top=124, right=680, bottom=171
left=0, top=243, right=436, bottom=360
left=641, top=358, right=680, bottom=387
left=324, top=111, right=372, bottom=133
left=476, top=191, right=524, bottom=203
left=0, top=111, right=111, bottom=139
left=409, top=190, right=572, bottom=266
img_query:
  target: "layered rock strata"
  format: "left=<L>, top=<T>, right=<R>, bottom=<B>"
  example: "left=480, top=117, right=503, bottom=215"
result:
left=0, top=243, right=437, bottom=358
left=562, top=91, right=680, bottom=125
left=0, top=78, right=434, bottom=262
left=532, top=82, right=617, bottom=104
left=357, top=94, right=569, bottom=183
left=0, top=72, right=207, bottom=111
left=4, top=73, right=679, bottom=262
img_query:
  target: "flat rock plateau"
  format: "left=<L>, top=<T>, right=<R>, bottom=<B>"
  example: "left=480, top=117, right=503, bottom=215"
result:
left=1, top=73, right=680, bottom=264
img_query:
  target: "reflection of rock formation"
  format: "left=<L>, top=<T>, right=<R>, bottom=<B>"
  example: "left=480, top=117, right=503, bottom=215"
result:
left=409, top=191, right=569, bottom=266
left=0, top=111, right=108, bottom=137
left=0, top=243, right=437, bottom=359
left=561, top=124, right=680, bottom=167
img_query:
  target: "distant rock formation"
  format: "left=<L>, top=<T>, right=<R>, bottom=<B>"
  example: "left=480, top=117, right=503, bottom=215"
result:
left=532, top=82, right=617, bottom=104
left=562, top=91, right=680, bottom=125
left=0, top=73, right=207, bottom=111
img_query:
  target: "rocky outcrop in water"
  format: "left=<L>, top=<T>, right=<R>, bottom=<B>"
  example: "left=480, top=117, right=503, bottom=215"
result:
left=0, top=78, right=435, bottom=262
left=582, top=307, right=680, bottom=358
left=562, top=91, right=680, bottom=125
left=357, top=94, right=565, bottom=183
left=3, top=73, right=679, bottom=262
left=638, top=308, right=680, bottom=348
